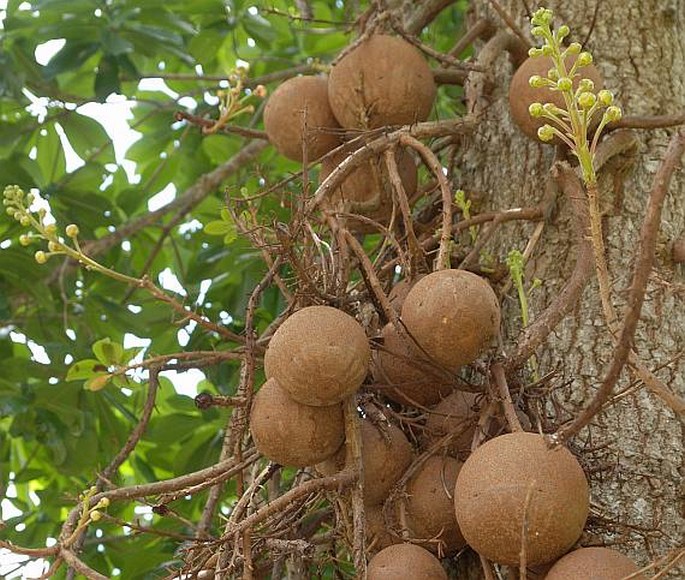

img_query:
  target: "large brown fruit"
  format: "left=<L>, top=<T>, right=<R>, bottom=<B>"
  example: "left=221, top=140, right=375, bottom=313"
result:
left=368, top=544, right=447, bottom=580
left=423, top=391, right=481, bottom=460
left=401, top=269, right=501, bottom=372
left=319, top=147, right=417, bottom=232
left=263, top=75, right=341, bottom=161
left=264, top=305, right=370, bottom=406
left=545, top=547, right=643, bottom=580
left=404, top=455, right=466, bottom=555
left=328, top=35, right=436, bottom=129
left=508, top=54, right=603, bottom=141
left=250, top=378, right=344, bottom=467
left=454, top=432, right=589, bottom=566
left=373, top=323, right=454, bottom=407
left=317, top=419, right=413, bottom=506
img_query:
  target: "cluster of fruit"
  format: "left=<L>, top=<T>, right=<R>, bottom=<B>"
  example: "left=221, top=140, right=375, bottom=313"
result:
left=250, top=27, right=641, bottom=580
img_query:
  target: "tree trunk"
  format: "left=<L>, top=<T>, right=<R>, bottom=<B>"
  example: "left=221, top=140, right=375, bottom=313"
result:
left=446, top=0, right=684, bottom=574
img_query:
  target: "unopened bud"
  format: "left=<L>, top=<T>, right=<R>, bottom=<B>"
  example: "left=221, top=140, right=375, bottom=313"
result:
left=537, top=125, right=555, bottom=142
left=566, top=42, right=582, bottom=55
left=556, top=77, right=573, bottom=91
left=44, top=224, right=57, bottom=235
left=578, top=78, right=595, bottom=92
left=65, top=224, right=80, bottom=238
left=90, top=510, right=102, bottom=522
left=34, top=251, right=48, bottom=264
left=597, top=90, right=614, bottom=106
left=528, top=103, right=544, bottom=118
left=605, top=106, right=622, bottom=122
left=577, top=52, right=593, bottom=67
left=19, top=234, right=31, bottom=246
left=577, top=92, right=597, bottom=109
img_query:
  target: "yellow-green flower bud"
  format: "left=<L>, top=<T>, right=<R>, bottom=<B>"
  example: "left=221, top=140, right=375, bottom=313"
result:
left=35, top=251, right=48, bottom=264
left=577, top=92, right=597, bottom=109
left=577, top=52, right=593, bottom=67
left=20, top=215, right=30, bottom=227
left=99, top=497, right=110, bottom=508
left=541, top=45, right=553, bottom=57
left=598, top=90, right=614, bottom=106
left=529, top=103, right=544, bottom=118
left=529, top=75, right=547, bottom=88
left=38, top=208, right=47, bottom=219
left=566, top=42, right=582, bottom=55
left=531, top=26, right=545, bottom=37
left=579, top=78, right=595, bottom=92
left=19, top=234, right=31, bottom=246
left=90, top=510, right=102, bottom=522
left=528, top=47, right=544, bottom=58
left=44, top=224, right=57, bottom=235
left=556, top=77, right=573, bottom=91
left=605, top=106, right=622, bottom=122
left=48, top=241, right=60, bottom=252
left=66, top=224, right=80, bottom=238
left=537, top=125, right=555, bottom=142
left=547, top=68, right=559, bottom=81
left=26, top=193, right=35, bottom=204
left=557, top=25, right=570, bottom=39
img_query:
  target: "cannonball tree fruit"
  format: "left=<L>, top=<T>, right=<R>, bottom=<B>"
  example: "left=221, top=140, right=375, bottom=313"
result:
left=328, top=34, right=436, bottom=130
left=423, top=391, right=482, bottom=460
left=264, top=305, right=370, bottom=406
left=249, top=378, right=344, bottom=468
left=263, top=75, right=341, bottom=161
left=454, top=431, right=589, bottom=567
left=368, top=543, right=448, bottom=580
left=317, top=419, right=413, bottom=506
left=403, top=455, right=466, bottom=555
left=544, top=547, right=644, bottom=580
left=373, top=322, right=454, bottom=407
left=319, top=147, right=417, bottom=233
left=508, top=54, right=603, bottom=142
left=401, top=269, right=501, bottom=372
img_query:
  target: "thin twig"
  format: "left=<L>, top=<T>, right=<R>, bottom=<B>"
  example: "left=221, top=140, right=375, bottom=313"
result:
left=492, top=362, right=523, bottom=432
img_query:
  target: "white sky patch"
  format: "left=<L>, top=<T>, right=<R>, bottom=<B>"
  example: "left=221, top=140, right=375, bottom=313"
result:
left=148, top=182, right=176, bottom=211
left=34, top=38, right=65, bottom=65
left=160, top=367, right=205, bottom=398
left=196, top=279, right=212, bottom=305
left=9, top=331, right=50, bottom=364
left=179, top=219, right=203, bottom=235
left=158, top=267, right=187, bottom=297
left=177, top=320, right=196, bottom=347
left=0, top=239, right=10, bottom=249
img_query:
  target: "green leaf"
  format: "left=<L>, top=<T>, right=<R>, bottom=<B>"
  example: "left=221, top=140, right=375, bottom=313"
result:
left=59, top=113, right=115, bottom=164
left=92, top=337, right=124, bottom=365
left=94, top=54, right=120, bottom=101
left=84, top=374, right=111, bottom=392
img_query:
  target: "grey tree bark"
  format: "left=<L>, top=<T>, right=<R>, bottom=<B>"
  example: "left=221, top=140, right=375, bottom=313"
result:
left=402, top=0, right=684, bottom=576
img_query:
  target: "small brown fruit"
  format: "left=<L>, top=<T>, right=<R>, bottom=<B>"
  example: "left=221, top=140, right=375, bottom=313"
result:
left=368, top=544, right=447, bottom=580
left=328, top=35, right=436, bottom=129
left=263, top=75, right=341, bottom=161
left=264, top=305, right=370, bottom=406
left=373, top=323, right=454, bottom=407
left=250, top=378, right=344, bottom=467
left=317, top=419, right=413, bottom=506
left=545, top=547, right=644, bottom=579
left=424, top=391, right=481, bottom=460
left=454, top=432, right=589, bottom=566
left=404, top=455, right=466, bottom=555
left=401, top=269, right=501, bottom=372
left=508, top=55, right=603, bottom=141
left=320, top=147, right=417, bottom=232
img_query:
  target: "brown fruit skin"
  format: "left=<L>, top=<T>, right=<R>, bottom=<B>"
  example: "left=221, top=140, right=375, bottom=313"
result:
left=423, top=391, right=481, bottom=460
left=373, top=323, right=454, bottom=407
left=404, top=455, right=466, bottom=555
left=263, top=75, right=341, bottom=161
left=388, top=276, right=424, bottom=314
left=328, top=35, right=436, bottom=129
left=264, top=305, right=370, bottom=406
left=249, top=378, right=344, bottom=468
left=317, top=420, right=413, bottom=506
left=365, top=505, right=400, bottom=553
left=544, top=547, right=644, bottom=580
left=401, top=269, right=501, bottom=372
left=320, top=147, right=417, bottom=233
left=508, top=55, right=603, bottom=142
left=454, top=432, right=589, bottom=567
left=368, top=544, right=448, bottom=580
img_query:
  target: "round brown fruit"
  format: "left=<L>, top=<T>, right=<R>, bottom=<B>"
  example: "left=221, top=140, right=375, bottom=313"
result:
left=373, top=322, right=454, bottom=407
left=319, top=147, right=417, bottom=233
left=263, top=75, right=341, bottom=161
left=404, top=455, right=466, bottom=555
left=368, top=544, right=447, bottom=580
left=317, top=419, right=413, bottom=506
left=454, top=432, right=589, bottom=566
left=508, top=55, right=603, bottom=141
left=423, top=391, right=481, bottom=460
left=545, top=547, right=644, bottom=580
left=328, top=35, right=436, bottom=129
left=250, top=378, right=344, bottom=467
left=401, top=269, right=501, bottom=372
left=264, top=305, right=370, bottom=406
left=388, top=276, right=424, bottom=314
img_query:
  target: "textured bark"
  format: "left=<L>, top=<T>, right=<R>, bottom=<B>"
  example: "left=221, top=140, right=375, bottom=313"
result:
left=449, top=0, right=684, bottom=575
